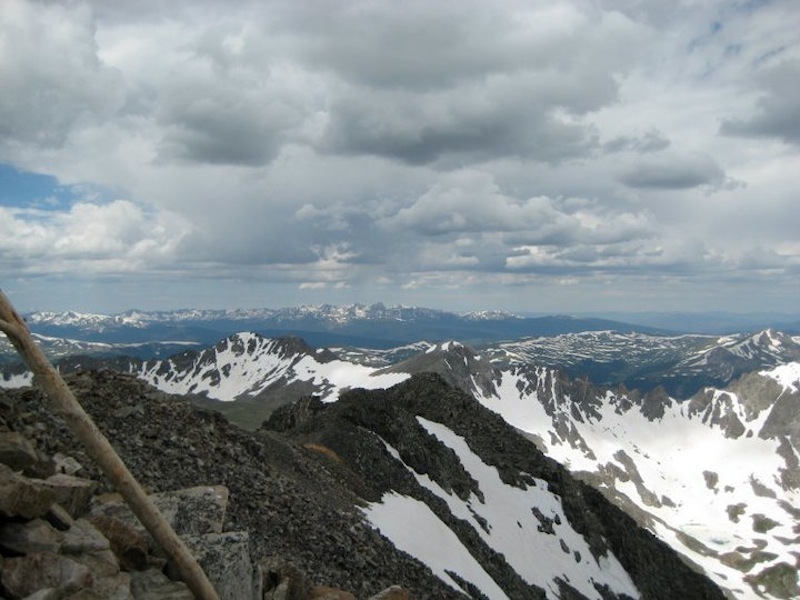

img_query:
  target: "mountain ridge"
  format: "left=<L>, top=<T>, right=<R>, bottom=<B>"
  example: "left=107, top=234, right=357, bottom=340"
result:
left=3, top=323, right=799, bottom=597
left=0, top=370, right=726, bottom=599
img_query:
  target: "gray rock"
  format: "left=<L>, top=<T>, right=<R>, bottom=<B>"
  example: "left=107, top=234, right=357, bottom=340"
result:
left=260, top=556, right=307, bottom=600
left=0, top=519, right=64, bottom=555
left=42, top=474, right=96, bottom=518
left=0, top=463, right=55, bottom=519
left=177, top=531, right=255, bottom=600
left=62, top=519, right=111, bottom=555
left=129, top=568, right=193, bottom=600
left=86, top=515, right=149, bottom=572
left=367, top=586, right=411, bottom=600
left=0, top=431, right=38, bottom=472
left=90, top=485, right=229, bottom=542
left=1, top=552, right=93, bottom=598
left=45, top=503, right=76, bottom=531
left=20, top=589, right=61, bottom=600
left=52, top=452, right=84, bottom=476
left=151, top=485, right=229, bottom=536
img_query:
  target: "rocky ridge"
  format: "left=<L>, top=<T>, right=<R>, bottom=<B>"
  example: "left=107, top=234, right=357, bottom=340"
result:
left=0, top=371, right=444, bottom=599
left=0, top=370, right=727, bottom=599
left=263, top=373, right=725, bottom=599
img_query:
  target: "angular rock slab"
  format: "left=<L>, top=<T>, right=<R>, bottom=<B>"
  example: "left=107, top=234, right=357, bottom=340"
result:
left=130, top=568, right=193, bottom=600
left=0, top=518, right=64, bottom=555
left=0, top=463, right=56, bottom=519
left=90, top=485, right=229, bottom=540
left=1, top=551, right=93, bottom=598
left=178, top=531, right=258, bottom=600
left=42, top=473, right=97, bottom=518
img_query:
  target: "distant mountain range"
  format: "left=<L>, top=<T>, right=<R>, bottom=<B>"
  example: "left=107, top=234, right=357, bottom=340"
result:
left=4, top=307, right=800, bottom=397
left=20, top=303, right=671, bottom=349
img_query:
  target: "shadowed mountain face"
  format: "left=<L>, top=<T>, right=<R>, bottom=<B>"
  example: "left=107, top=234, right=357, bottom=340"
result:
left=0, top=370, right=724, bottom=600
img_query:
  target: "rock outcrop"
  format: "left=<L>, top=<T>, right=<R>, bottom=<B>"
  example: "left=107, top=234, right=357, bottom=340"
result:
left=0, top=371, right=447, bottom=598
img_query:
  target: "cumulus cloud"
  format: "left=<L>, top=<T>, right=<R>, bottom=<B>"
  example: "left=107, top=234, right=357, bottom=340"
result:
left=0, top=200, right=189, bottom=273
left=279, top=1, right=642, bottom=92
left=720, top=59, right=800, bottom=146
left=318, top=80, right=601, bottom=165
left=154, top=53, right=309, bottom=166
left=308, top=3, right=644, bottom=165
left=384, top=170, right=656, bottom=247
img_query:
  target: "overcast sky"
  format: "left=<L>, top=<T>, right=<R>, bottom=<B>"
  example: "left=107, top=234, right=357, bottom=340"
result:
left=1, top=0, right=798, bottom=314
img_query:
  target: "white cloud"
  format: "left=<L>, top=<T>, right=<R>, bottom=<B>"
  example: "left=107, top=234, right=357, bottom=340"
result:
left=0, top=200, right=189, bottom=273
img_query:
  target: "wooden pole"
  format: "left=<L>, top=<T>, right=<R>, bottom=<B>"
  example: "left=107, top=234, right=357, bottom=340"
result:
left=0, top=290, right=220, bottom=600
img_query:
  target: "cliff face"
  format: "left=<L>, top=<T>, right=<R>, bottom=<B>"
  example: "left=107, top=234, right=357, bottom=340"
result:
left=1, top=370, right=725, bottom=599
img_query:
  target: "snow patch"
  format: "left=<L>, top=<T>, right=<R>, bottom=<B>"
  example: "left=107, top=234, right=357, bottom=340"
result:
left=0, top=372, right=34, bottom=389
left=761, top=362, right=800, bottom=393
left=363, top=492, right=509, bottom=599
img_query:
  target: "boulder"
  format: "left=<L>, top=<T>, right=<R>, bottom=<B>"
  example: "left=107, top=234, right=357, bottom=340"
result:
left=0, top=431, right=38, bottom=472
left=175, top=531, right=257, bottom=600
left=260, top=556, right=308, bottom=600
left=45, top=503, right=76, bottom=531
left=90, top=485, right=229, bottom=541
left=62, top=519, right=112, bottom=555
left=1, top=552, right=93, bottom=599
left=367, top=585, right=411, bottom=600
left=150, top=485, right=229, bottom=536
left=0, top=463, right=55, bottom=519
left=20, top=589, right=61, bottom=600
left=0, top=518, right=64, bottom=555
left=42, top=473, right=97, bottom=518
left=53, top=452, right=84, bottom=476
left=87, top=515, right=149, bottom=571
left=308, top=586, right=356, bottom=600
left=129, top=568, right=193, bottom=599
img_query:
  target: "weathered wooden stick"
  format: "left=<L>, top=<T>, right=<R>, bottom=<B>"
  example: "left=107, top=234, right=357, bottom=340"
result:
left=0, top=290, right=220, bottom=600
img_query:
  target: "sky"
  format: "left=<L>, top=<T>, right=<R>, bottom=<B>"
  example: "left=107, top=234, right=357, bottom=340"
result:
left=1, top=0, right=799, bottom=315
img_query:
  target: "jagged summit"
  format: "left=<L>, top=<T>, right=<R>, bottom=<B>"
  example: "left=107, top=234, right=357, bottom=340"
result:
left=135, top=332, right=408, bottom=409
left=377, top=340, right=497, bottom=399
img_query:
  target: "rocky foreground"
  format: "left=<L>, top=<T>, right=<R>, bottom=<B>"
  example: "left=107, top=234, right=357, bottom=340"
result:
left=1, top=370, right=725, bottom=599
left=0, top=371, right=447, bottom=599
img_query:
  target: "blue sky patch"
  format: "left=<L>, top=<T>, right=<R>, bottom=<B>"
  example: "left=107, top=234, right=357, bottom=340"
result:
left=0, top=163, right=120, bottom=210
